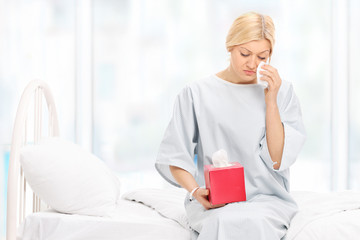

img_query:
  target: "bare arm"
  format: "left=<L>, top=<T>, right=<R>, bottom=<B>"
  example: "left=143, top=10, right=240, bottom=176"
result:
left=169, top=165, right=198, bottom=193
left=265, top=102, right=284, bottom=170
left=169, top=166, right=225, bottom=210
left=260, top=64, right=285, bottom=170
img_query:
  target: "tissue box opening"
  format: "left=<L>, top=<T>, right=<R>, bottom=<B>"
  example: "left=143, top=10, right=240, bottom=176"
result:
left=204, top=162, right=246, bottom=205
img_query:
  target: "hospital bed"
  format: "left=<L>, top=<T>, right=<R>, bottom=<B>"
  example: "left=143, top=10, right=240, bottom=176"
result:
left=6, top=80, right=360, bottom=240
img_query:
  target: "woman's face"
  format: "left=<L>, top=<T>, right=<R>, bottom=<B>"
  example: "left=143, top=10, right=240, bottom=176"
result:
left=229, top=39, right=271, bottom=84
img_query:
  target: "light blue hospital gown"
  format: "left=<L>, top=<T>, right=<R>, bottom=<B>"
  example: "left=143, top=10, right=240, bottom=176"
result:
left=155, top=74, right=306, bottom=240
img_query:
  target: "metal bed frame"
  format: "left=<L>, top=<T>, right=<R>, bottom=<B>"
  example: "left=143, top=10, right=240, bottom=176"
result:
left=6, top=80, right=59, bottom=240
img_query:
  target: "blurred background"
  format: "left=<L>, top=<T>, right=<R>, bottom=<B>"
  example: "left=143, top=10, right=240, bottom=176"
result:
left=1, top=0, right=359, bottom=238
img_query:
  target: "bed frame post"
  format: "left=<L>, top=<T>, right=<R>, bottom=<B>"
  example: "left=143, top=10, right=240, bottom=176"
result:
left=6, top=80, right=59, bottom=240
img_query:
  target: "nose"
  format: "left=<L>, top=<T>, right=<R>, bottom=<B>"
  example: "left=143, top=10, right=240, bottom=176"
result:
left=246, top=56, right=258, bottom=70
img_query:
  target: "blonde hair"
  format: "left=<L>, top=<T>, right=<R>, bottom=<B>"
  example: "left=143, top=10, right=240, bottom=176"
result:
left=226, top=12, right=275, bottom=55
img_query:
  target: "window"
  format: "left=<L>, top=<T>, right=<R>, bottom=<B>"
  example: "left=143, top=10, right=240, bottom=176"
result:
left=0, top=1, right=75, bottom=237
left=92, top=0, right=332, bottom=191
left=1, top=2, right=359, bottom=238
left=349, top=0, right=360, bottom=189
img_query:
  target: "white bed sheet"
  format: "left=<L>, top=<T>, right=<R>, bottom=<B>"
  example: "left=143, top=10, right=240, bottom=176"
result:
left=284, top=191, right=360, bottom=240
left=123, top=188, right=360, bottom=240
left=18, top=188, right=360, bottom=240
left=18, top=198, right=191, bottom=240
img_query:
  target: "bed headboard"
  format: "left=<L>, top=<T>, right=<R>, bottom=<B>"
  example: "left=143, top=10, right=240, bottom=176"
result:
left=6, top=80, right=59, bottom=240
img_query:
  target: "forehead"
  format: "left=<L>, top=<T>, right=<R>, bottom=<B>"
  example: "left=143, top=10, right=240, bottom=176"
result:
left=236, top=39, right=271, bottom=54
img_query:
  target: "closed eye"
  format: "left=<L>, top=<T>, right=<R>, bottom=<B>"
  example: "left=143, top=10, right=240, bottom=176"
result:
left=258, top=56, right=266, bottom=60
left=241, top=53, right=249, bottom=57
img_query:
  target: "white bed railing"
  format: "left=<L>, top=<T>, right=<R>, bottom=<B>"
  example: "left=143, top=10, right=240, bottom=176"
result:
left=6, top=80, right=59, bottom=240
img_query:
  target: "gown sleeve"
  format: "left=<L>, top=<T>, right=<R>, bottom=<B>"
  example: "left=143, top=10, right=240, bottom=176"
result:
left=259, top=83, right=306, bottom=172
left=155, top=86, right=198, bottom=187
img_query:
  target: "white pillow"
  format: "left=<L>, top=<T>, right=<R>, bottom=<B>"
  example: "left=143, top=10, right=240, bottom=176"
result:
left=20, top=137, right=121, bottom=217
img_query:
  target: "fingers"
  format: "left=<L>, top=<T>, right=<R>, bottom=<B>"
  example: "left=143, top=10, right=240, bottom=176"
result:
left=201, top=200, right=225, bottom=210
left=194, top=188, right=208, bottom=198
left=260, top=64, right=277, bottom=80
left=194, top=188, right=225, bottom=210
left=259, top=64, right=281, bottom=90
left=259, top=74, right=274, bottom=86
left=197, top=196, right=212, bottom=210
left=261, top=63, right=276, bottom=74
left=210, top=203, right=226, bottom=209
left=203, top=202, right=212, bottom=210
left=192, top=188, right=209, bottom=209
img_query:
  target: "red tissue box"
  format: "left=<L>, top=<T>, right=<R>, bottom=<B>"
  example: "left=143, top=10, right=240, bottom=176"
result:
left=204, top=162, right=246, bottom=205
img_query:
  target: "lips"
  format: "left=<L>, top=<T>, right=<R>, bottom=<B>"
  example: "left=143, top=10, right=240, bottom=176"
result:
left=244, top=70, right=255, bottom=76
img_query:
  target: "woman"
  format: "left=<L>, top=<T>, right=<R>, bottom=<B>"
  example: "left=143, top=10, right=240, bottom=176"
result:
left=155, top=12, right=306, bottom=239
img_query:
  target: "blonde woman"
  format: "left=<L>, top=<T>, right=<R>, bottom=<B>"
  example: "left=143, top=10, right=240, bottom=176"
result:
left=155, top=12, right=306, bottom=239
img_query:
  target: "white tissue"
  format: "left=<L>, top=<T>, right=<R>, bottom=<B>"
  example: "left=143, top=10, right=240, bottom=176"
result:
left=212, top=149, right=232, bottom=168
left=257, top=61, right=269, bottom=88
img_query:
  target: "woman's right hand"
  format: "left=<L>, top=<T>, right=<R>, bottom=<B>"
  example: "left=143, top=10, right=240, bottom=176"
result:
left=168, top=166, right=226, bottom=210
left=193, top=188, right=226, bottom=210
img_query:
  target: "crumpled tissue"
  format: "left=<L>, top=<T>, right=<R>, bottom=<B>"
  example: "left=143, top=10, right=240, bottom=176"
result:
left=257, top=60, right=269, bottom=88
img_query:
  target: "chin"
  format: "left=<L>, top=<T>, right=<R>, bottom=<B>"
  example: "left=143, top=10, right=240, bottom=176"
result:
left=241, top=76, right=257, bottom=84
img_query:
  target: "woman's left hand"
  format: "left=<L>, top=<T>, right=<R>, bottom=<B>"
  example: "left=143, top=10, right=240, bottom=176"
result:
left=260, top=64, right=282, bottom=104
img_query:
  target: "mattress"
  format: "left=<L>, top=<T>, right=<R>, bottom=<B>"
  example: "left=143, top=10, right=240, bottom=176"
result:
left=17, top=198, right=191, bottom=240
left=18, top=188, right=360, bottom=240
left=284, top=191, right=360, bottom=240
left=123, top=188, right=360, bottom=240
